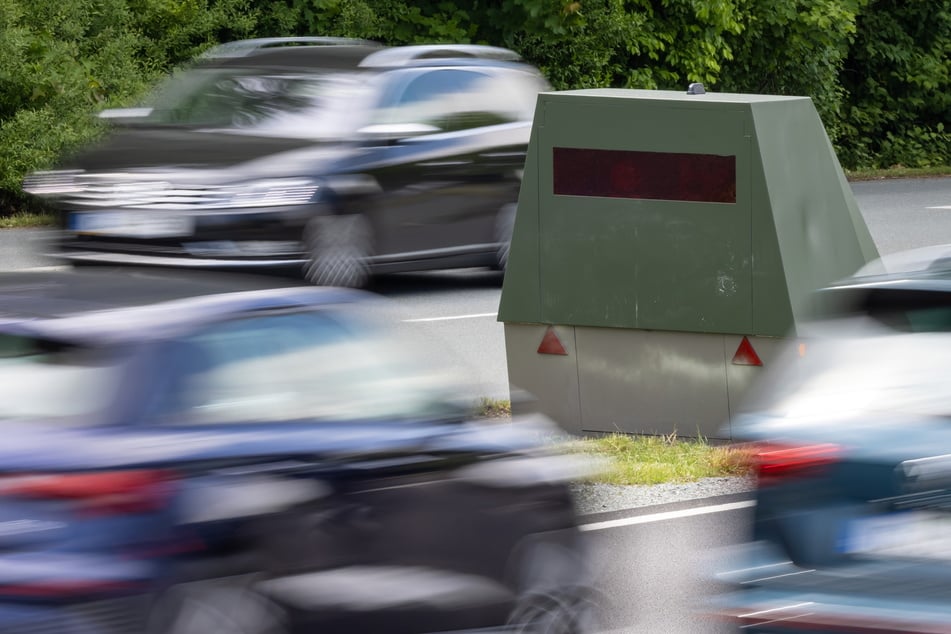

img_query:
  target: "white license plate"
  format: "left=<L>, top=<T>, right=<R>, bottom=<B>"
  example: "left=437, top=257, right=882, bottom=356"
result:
left=843, top=511, right=951, bottom=560
left=71, top=212, right=193, bottom=238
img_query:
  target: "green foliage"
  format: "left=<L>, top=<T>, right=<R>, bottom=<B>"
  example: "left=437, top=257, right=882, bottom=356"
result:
left=836, top=0, right=951, bottom=169
left=480, top=0, right=649, bottom=90
left=0, top=0, right=947, bottom=209
left=471, top=0, right=745, bottom=90
left=716, top=0, right=865, bottom=146
left=127, top=0, right=259, bottom=70
left=626, top=0, right=745, bottom=87
left=257, top=0, right=475, bottom=43
left=0, top=0, right=261, bottom=193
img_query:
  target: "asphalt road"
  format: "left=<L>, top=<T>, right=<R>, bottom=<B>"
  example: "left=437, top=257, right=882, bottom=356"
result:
left=580, top=494, right=753, bottom=633
left=852, top=177, right=951, bottom=254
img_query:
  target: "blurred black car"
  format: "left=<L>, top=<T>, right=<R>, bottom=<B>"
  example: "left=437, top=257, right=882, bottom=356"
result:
left=0, top=269, right=592, bottom=634
left=23, top=38, right=549, bottom=286
left=712, top=245, right=951, bottom=633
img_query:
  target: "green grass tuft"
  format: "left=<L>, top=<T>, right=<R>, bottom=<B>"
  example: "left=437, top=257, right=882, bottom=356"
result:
left=0, top=212, right=55, bottom=229
left=563, top=432, right=754, bottom=485
left=845, top=165, right=951, bottom=181
left=476, top=397, right=512, bottom=419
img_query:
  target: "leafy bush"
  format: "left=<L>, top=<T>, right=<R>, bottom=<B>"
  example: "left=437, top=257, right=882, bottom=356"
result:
left=717, top=0, right=866, bottom=147
left=836, top=0, right=951, bottom=169
left=0, top=0, right=257, bottom=197
left=0, top=0, right=947, bottom=212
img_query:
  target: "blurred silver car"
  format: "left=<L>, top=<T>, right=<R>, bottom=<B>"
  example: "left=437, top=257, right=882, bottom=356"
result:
left=712, top=244, right=951, bottom=633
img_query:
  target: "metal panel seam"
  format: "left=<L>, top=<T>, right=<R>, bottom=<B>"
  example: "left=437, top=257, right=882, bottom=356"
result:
left=536, top=103, right=545, bottom=320
left=573, top=325, right=584, bottom=432
left=722, top=335, right=733, bottom=437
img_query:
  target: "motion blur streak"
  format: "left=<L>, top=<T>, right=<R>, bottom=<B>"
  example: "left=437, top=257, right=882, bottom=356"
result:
left=711, top=244, right=951, bottom=633
left=0, top=268, right=596, bottom=634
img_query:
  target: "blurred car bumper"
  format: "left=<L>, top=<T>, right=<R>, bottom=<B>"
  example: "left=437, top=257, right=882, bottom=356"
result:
left=713, top=588, right=951, bottom=633
left=0, top=553, right=151, bottom=634
left=711, top=542, right=951, bottom=633
left=54, top=249, right=306, bottom=268
left=0, top=598, right=147, bottom=634
left=0, top=553, right=152, bottom=602
left=53, top=203, right=314, bottom=267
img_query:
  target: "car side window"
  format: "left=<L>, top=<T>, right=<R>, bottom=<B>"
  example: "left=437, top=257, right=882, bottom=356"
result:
left=372, top=68, right=535, bottom=133
left=153, top=311, right=442, bottom=425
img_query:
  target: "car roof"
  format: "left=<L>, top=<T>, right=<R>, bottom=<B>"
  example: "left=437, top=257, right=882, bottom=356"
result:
left=0, top=269, right=369, bottom=345
left=357, top=44, right=523, bottom=68
left=199, top=44, right=380, bottom=71
left=196, top=39, right=533, bottom=73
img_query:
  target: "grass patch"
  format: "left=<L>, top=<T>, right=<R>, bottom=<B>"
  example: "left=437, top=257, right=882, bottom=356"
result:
left=471, top=401, right=753, bottom=485
left=476, top=397, right=512, bottom=419
left=564, top=432, right=753, bottom=486
left=845, top=165, right=951, bottom=181
left=0, top=212, right=56, bottom=229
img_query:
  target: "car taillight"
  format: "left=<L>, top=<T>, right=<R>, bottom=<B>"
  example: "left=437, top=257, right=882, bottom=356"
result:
left=751, top=442, right=841, bottom=485
left=0, top=470, right=174, bottom=515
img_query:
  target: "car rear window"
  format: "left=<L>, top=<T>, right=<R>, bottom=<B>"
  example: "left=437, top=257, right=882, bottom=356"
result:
left=155, top=310, right=458, bottom=425
left=0, top=335, right=120, bottom=423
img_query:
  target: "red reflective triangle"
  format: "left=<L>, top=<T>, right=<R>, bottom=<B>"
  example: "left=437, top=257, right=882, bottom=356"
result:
left=537, top=327, right=568, bottom=356
left=732, top=336, right=763, bottom=366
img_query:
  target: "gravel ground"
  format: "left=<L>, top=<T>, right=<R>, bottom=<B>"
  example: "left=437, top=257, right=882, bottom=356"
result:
left=570, top=476, right=755, bottom=516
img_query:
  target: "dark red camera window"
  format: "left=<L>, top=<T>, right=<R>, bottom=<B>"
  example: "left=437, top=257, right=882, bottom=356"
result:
left=553, top=148, right=736, bottom=203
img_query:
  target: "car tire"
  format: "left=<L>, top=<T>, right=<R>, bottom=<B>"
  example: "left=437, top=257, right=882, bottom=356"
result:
left=506, top=536, right=599, bottom=634
left=493, top=203, right=517, bottom=272
left=147, top=577, right=287, bottom=634
left=508, top=592, right=594, bottom=634
left=302, top=213, right=373, bottom=288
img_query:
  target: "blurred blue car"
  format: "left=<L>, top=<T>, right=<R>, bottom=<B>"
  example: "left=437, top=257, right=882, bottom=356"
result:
left=712, top=245, right=951, bottom=633
left=0, top=269, right=591, bottom=634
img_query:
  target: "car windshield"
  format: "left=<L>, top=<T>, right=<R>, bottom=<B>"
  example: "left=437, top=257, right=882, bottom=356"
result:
left=0, top=334, right=120, bottom=422
left=158, top=310, right=462, bottom=425
left=141, top=68, right=378, bottom=139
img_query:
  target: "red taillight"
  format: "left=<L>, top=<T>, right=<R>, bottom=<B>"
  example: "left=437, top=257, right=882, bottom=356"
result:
left=0, top=470, right=174, bottom=515
left=751, top=442, right=841, bottom=484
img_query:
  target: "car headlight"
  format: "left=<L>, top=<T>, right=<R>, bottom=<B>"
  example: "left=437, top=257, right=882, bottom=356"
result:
left=22, top=170, right=85, bottom=195
left=217, top=178, right=320, bottom=209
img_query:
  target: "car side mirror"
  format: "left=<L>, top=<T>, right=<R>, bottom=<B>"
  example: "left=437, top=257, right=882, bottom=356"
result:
left=357, top=123, right=440, bottom=144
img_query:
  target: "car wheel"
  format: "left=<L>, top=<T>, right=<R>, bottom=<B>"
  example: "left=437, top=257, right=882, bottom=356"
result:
left=493, top=203, right=517, bottom=272
left=147, top=578, right=287, bottom=634
left=506, top=536, right=599, bottom=634
left=508, top=591, right=595, bottom=634
left=303, top=213, right=373, bottom=288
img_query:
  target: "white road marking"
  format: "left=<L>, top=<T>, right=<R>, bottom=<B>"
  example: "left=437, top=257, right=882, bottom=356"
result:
left=579, top=500, right=755, bottom=532
left=402, top=312, right=497, bottom=323
left=927, top=206, right=951, bottom=210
